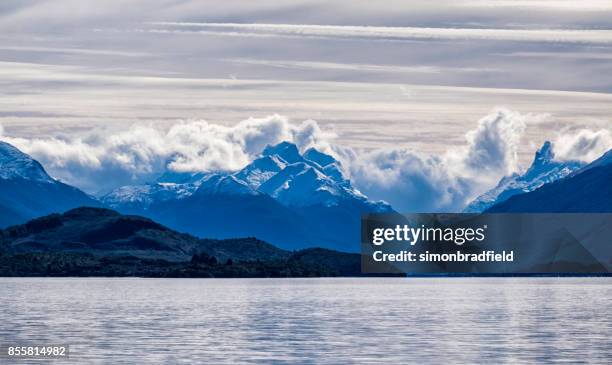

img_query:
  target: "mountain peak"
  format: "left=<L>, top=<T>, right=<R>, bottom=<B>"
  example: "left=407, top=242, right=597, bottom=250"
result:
left=523, top=141, right=561, bottom=180
left=262, top=141, right=303, bottom=164
left=248, top=155, right=286, bottom=171
left=259, top=162, right=338, bottom=207
left=234, top=155, right=286, bottom=189
left=533, top=141, right=554, bottom=167
left=303, top=148, right=336, bottom=167
left=464, top=141, right=584, bottom=213
left=196, top=174, right=257, bottom=196
left=0, top=141, right=53, bottom=182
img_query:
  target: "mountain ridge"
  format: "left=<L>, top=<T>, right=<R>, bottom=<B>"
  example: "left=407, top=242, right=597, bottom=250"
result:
left=0, top=141, right=53, bottom=182
left=0, top=141, right=99, bottom=227
left=0, top=207, right=370, bottom=277
left=102, top=141, right=392, bottom=251
left=486, top=147, right=612, bottom=212
left=464, top=141, right=584, bottom=212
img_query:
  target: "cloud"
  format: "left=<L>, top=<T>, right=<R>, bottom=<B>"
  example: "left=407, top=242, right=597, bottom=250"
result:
left=460, top=109, right=528, bottom=175
left=460, top=1, right=612, bottom=11
left=0, top=46, right=151, bottom=57
left=500, top=51, right=612, bottom=60
left=147, top=22, right=612, bottom=44
left=335, top=109, right=529, bottom=212
left=0, top=115, right=334, bottom=194
left=1, top=109, right=608, bottom=212
left=553, top=128, right=612, bottom=162
left=225, top=58, right=500, bottom=75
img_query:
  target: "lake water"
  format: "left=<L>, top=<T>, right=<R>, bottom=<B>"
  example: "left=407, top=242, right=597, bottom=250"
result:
left=1, top=278, right=610, bottom=364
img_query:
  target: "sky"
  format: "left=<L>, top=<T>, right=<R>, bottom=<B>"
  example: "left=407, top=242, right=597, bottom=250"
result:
left=0, top=0, right=611, bottom=210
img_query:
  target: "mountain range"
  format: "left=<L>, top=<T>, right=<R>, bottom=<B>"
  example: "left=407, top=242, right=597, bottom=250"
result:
left=102, top=141, right=392, bottom=251
left=0, top=140, right=390, bottom=252
left=1, top=138, right=611, bottom=256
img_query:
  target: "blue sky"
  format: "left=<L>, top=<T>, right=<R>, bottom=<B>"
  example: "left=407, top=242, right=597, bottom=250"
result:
left=0, top=1, right=611, bottom=210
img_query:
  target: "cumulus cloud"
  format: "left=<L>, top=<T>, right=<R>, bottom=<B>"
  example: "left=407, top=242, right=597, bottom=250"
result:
left=335, top=109, right=529, bottom=212
left=334, top=111, right=610, bottom=212
left=1, top=109, right=607, bottom=212
left=0, top=115, right=334, bottom=194
left=459, top=109, right=527, bottom=175
left=552, top=128, right=612, bottom=162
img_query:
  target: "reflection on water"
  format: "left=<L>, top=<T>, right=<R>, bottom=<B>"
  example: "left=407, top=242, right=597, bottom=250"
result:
left=1, top=278, right=610, bottom=364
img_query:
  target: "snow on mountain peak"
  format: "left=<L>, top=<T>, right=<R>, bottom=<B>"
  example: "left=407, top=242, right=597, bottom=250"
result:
left=0, top=141, right=53, bottom=182
left=259, top=162, right=341, bottom=206
left=103, top=180, right=200, bottom=210
left=234, top=155, right=286, bottom=189
left=104, top=141, right=384, bottom=211
left=463, top=141, right=584, bottom=213
left=532, top=141, right=554, bottom=167
left=262, top=142, right=303, bottom=164
left=303, top=148, right=336, bottom=167
left=251, top=143, right=360, bottom=206
left=196, top=174, right=258, bottom=196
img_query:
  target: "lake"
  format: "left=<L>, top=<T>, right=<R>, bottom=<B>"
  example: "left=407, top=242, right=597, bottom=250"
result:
left=1, top=278, right=610, bottom=364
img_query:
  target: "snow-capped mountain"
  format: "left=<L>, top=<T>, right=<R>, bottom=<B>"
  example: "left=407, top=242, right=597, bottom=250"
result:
left=104, top=141, right=388, bottom=211
left=102, top=172, right=256, bottom=212
left=234, top=155, right=286, bottom=190
left=487, top=147, right=612, bottom=213
left=303, top=147, right=336, bottom=167
left=262, top=141, right=304, bottom=164
left=258, top=161, right=366, bottom=207
left=0, top=141, right=98, bottom=227
left=0, top=141, right=52, bottom=182
left=195, top=174, right=258, bottom=196
left=248, top=142, right=384, bottom=209
left=463, top=141, right=584, bottom=213
left=101, top=182, right=197, bottom=211
left=102, top=141, right=392, bottom=251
